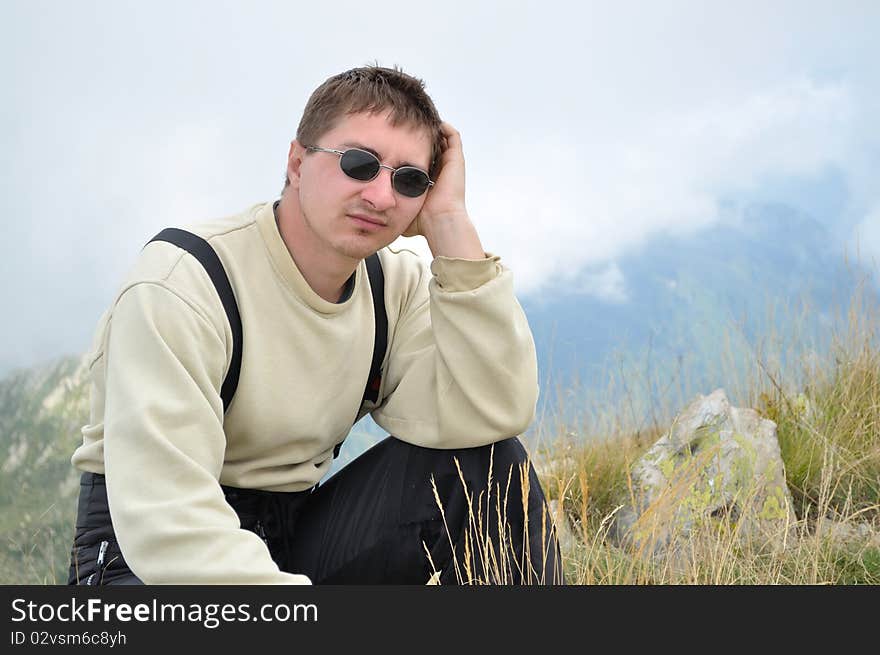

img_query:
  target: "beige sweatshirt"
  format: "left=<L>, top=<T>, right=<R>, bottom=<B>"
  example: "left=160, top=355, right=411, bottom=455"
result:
left=71, top=201, right=539, bottom=584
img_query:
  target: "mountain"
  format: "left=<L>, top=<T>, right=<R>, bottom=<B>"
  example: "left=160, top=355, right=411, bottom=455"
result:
left=0, top=354, right=88, bottom=583
left=522, top=202, right=877, bottom=422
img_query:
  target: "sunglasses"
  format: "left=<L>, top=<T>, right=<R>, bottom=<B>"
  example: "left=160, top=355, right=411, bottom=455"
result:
left=306, top=146, right=434, bottom=198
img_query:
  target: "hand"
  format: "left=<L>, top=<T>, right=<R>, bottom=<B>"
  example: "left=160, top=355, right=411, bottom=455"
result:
left=403, top=122, right=484, bottom=259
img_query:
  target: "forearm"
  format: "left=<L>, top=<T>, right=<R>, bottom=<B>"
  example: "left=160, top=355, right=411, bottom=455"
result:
left=422, top=211, right=485, bottom=260
left=374, top=256, right=539, bottom=447
left=412, top=122, right=485, bottom=260
left=103, top=283, right=311, bottom=584
left=105, top=446, right=311, bottom=585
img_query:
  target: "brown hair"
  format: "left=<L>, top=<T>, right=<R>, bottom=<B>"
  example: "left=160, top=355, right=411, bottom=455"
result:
left=285, top=64, right=443, bottom=188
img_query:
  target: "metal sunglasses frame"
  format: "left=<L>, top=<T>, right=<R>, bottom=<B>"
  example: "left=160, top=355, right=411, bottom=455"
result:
left=305, top=146, right=434, bottom=196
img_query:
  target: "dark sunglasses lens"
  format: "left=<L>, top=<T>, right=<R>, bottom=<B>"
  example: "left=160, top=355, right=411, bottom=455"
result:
left=340, top=149, right=380, bottom=181
left=393, top=167, right=430, bottom=198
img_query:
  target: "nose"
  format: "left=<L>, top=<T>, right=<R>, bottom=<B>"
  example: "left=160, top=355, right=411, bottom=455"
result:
left=359, top=168, right=397, bottom=212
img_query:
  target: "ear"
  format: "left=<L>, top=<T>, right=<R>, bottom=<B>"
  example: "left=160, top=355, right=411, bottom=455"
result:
left=287, top=140, right=306, bottom=190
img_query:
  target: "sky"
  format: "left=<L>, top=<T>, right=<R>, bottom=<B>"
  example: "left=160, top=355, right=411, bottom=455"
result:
left=2, top=0, right=878, bottom=375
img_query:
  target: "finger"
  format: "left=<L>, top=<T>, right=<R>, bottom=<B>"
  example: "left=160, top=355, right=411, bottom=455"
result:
left=438, top=124, right=463, bottom=166
left=440, top=122, right=461, bottom=148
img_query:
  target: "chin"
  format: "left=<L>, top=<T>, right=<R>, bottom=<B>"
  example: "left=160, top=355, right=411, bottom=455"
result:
left=334, top=237, right=389, bottom=261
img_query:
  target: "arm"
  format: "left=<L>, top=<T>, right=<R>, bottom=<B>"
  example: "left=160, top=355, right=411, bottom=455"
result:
left=373, top=121, right=539, bottom=447
left=371, top=251, right=539, bottom=449
left=402, top=122, right=484, bottom=260
left=102, top=281, right=310, bottom=584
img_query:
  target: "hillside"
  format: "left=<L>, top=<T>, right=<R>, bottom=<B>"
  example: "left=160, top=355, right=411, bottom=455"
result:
left=0, top=355, right=88, bottom=583
left=523, top=202, right=876, bottom=421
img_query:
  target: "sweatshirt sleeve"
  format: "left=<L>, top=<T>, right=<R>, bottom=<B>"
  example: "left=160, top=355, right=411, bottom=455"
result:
left=371, top=253, right=539, bottom=448
left=102, top=281, right=311, bottom=584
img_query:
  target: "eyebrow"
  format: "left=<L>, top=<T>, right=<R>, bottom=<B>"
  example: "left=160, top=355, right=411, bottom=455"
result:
left=340, top=142, right=427, bottom=171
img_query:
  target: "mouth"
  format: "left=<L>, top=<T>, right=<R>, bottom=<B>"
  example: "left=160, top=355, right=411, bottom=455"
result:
left=347, top=213, right=386, bottom=230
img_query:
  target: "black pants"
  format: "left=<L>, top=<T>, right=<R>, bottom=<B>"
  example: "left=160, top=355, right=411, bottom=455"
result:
left=68, top=436, right=565, bottom=585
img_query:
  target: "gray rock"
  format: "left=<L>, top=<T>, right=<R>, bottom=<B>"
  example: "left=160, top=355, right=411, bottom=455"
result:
left=610, top=388, right=795, bottom=556
left=547, top=499, right=577, bottom=554
left=815, top=518, right=880, bottom=549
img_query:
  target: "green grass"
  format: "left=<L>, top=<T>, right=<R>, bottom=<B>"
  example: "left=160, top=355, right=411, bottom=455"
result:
left=527, top=281, right=880, bottom=585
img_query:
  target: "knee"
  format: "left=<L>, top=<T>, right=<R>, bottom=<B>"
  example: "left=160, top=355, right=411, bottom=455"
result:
left=387, top=435, right=535, bottom=497
left=461, top=437, right=530, bottom=477
left=387, top=435, right=528, bottom=463
left=484, top=437, right=529, bottom=467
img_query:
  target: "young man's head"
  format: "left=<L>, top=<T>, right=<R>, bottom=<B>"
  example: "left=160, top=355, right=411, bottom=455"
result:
left=281, top=65, right=445, bottom=266
left=286, top=66, right=444, bottom=188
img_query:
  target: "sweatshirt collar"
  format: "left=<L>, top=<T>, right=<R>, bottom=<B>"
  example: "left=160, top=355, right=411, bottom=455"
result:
left=256, top=201, right=362, bottom=315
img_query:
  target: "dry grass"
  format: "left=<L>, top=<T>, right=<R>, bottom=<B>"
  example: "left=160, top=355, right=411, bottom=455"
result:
left=429, top=278, right=880, bottom=585
left=424, top=450, right=564, bottom=585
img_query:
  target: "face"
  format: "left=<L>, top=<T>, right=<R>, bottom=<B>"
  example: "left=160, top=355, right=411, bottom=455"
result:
left=287, top=110, right=433, bottom=263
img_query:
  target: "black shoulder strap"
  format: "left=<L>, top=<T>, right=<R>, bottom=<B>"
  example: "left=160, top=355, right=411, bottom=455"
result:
left=333, top=252, right=387, bottom=459
left=363, top=252, right=388, bottom=405
left=147, top=228, right=387, bottom=456
left=146, top=228, right=243, bottom=415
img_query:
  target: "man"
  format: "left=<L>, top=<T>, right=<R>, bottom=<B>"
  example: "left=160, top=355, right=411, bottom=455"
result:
left=68, top=65, right=564, bottom=585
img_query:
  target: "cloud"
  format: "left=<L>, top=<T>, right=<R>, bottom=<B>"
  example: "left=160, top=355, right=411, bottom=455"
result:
left=851, top=207, right=880, bottom=274
left=575, top=263, right=629, bottom=303
left=2, top=1, right=879, bottom=373
left=464, top=77, right=869, bottom=296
